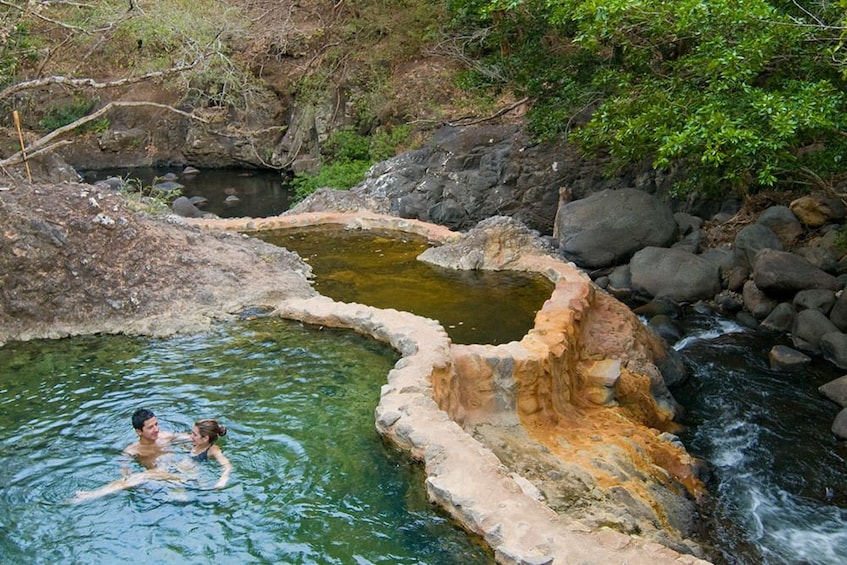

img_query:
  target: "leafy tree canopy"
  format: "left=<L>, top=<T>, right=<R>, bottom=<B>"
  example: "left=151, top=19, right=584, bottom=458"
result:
left=448, top=0, right=847, bottom=198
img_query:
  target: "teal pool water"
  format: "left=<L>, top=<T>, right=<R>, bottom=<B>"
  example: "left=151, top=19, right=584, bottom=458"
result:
left=0, top=317, right=494, bottom=564
left=258, top=227, right=553, bottom=345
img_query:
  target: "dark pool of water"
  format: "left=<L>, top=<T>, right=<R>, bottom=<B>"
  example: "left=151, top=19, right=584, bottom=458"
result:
left=671, top=313, right=847, bottom=565
left=80, top=167, right=292, bottom=218
left=257, top=227, right=554, bottom=345
left=0, top=317, right=494, bottom=564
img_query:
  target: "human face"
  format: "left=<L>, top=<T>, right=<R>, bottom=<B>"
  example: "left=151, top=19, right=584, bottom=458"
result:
left=136, top=416, right=160, bottom=444
left=190, top=426, right=209, bottom=448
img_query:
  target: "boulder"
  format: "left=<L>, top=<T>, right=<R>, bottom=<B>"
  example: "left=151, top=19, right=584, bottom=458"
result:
left=648, top=314, right=682, bottom=344
left=820, top=332, right=847, bottom=370
left=831, top=407, right=847, bottom=440
left=674, top=212, right=703, bottom=236
left=760, top=302, right=796, bottom=333
left=819, top=374, right=847, bottom=407
left=555, top=189, right=678, bottom=269
left=736, top=311, right=760, bottom=329
left=713, top=290, right=744, bottom=314
left=171, top=196, right=203, bottom=218
left=790, top=192, right=846, bottom=228
left=419, top=216, right=550, bottom=270
left=793, top=288, right=836, bottom=314
left=768, top=345, right=811, bottom=371
left=794, top=246, right=838, bottom=274
left=742, top=280, right=778, bottom=319
left=633, top=298, right=683, bottom=319
left=672, top=229, right=702, bottom=254
left=733, top=224, right=782, bottom=271
left=348, top=124, right=580, bottom=233
left=791, top=308, right=841, bottom=354
left=630, top=247, right=721, bottom=303
left=756, top=205, right=803, bottom=245
left=753, top=249, right=840, bottom=298
left=699, top=247, right=735, bottom=285
left=606, top=264, right=633, bottom=296
left=831, top=292, right=847, bottom=332
left=152, top=180, right=184, bottom=194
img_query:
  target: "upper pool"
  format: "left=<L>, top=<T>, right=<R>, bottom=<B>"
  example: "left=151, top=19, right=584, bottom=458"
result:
left=257, top=227, right=554, bottom=345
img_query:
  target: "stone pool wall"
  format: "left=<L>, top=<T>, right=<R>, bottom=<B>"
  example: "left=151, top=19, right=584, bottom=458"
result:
left=189, top=212, right=711, bottom=564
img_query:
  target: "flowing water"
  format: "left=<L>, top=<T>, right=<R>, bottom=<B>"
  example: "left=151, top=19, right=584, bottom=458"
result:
left=257, top=227, right=553, bottom=345
left=0, top=317, right=494, bottom=564
left=671, top=312, right=847, bottom=564
left=80, top=167, right=292, bottom=218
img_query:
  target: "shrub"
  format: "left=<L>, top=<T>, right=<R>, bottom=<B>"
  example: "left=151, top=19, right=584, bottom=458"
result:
left=38, top=97, right=98, bottom=132
left=291, top=124, right=413, bottom=202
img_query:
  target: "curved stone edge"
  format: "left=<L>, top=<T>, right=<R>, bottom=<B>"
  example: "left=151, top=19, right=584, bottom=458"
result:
left=193, top=212, right=710, bottom=563
left=186, top=211, right=461, bottom=244
left=274, top=294, right=709, bottom=565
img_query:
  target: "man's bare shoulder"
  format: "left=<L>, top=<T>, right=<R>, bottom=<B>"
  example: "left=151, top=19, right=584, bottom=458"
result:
left=123, top=442, right=141, bottom=456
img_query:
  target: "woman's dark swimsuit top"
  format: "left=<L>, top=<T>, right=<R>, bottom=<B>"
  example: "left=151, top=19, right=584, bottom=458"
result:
left=191, top=447, right=210, bottom=462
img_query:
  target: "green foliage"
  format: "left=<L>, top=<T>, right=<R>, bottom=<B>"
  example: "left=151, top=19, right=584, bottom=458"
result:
left=0, top=20, right=40, bottom=88
left=324, top=127, right=372, bottom=162
left=371, top=124, right=412, bottom=161
left=447, top=0, right=847, bottom=198
left=38, top=97, right=98, bottom=132
left=292, top=124, right=412, bottom=201
left=291, top=160, right=373, bottom=201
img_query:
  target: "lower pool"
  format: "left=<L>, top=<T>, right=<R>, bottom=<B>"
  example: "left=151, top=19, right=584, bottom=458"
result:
left=0, top=316, right=494, bottom=564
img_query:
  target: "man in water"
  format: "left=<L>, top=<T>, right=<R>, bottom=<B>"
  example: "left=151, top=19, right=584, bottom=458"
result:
left=71, top=408, right=187, bottom=502
left=123, top=407, right=187, bottom=469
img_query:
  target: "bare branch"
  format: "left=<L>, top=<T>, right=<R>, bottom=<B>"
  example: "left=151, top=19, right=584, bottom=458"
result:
left=446, top=97, right=530, bottom=127
left=0, top=62, right=200, bottom=103
left=0, top=101, right=209, bottom=167
left=0, top=0, right=92, bottom=34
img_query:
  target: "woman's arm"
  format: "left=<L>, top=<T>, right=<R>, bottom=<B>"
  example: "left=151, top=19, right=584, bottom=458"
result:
left=209, top=445, right=232, bottom=489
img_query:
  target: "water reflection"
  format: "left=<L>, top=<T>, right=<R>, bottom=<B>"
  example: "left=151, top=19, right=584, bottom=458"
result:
left=81, top=167, right=293, bottom=218
left=257, top=227, right=554, bottom=345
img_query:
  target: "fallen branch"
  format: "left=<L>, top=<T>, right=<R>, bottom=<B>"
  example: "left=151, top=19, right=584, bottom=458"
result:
left=0, top=62, right=200, bottom=103
left=446, top=97, right=530, bottom=127
left=0, top=101, right=209, bottom=168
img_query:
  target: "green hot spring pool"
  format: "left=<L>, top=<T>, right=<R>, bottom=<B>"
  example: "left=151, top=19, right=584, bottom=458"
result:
left=0, top=317, right=494, bottom=564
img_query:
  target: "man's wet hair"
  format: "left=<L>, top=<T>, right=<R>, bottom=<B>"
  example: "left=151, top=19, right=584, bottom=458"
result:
left=132, top=408, right=156, bottom=430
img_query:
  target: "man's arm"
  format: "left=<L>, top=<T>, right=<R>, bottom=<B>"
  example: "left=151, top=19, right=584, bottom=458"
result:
left=159, top=430, right=191, bottom=444
left=120, top=446, right=137, bottom=477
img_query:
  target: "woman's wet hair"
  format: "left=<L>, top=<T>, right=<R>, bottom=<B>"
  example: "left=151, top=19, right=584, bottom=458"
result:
left=131, top=408, right=156, bottom=430
left=195, top=419, right=227, bottom=444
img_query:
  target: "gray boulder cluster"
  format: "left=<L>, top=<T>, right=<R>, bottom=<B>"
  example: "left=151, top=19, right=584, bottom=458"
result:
left=553, top=187, right=847, bottom=430
left=555, top=188, right=847, bottom=437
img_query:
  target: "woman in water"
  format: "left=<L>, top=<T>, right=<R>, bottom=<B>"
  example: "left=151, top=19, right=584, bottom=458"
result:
left=71, top=417, right=232, bottom=502
left=189, top=418, right=232, bottom=489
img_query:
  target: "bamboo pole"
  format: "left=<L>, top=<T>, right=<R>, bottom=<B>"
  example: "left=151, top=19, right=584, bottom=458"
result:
left=12, top=110, right=32, bottom=182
